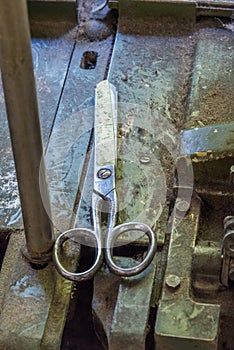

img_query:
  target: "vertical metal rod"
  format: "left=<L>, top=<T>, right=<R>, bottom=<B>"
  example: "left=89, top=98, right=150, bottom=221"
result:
left=0, top=0, right=53, bottom=263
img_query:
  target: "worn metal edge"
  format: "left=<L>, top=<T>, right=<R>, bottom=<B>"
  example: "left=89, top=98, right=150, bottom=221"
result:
left=181, top=122, right=234, bottom=155
left=41, top=274, right=73, bottom=349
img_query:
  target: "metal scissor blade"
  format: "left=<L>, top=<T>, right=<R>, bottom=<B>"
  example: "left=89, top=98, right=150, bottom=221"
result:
left=94, top=80, right=118, bottom=169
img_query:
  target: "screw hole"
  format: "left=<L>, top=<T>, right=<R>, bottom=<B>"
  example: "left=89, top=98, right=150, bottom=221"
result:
left=80, top=51, right=98, bottom=70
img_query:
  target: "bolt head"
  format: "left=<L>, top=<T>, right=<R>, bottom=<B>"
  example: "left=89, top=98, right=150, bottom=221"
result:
left=175, top=199, right=190, bottom=213
left=165, top=274, right=181, bottom=290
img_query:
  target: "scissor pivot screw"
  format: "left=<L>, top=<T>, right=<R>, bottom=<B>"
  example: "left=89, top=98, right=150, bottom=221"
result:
left=97, top=168, right=112, bottom=179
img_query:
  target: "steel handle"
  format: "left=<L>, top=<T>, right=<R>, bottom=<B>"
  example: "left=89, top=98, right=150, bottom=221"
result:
left=53, top=228, right=103, bottom=282
left=105, top=222, right=157, bottom=277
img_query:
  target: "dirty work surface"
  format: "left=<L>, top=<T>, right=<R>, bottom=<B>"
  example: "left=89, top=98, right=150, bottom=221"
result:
left=62, top=12, right=233, bottom=350
left=63, top=13, right=233, bottom=350
left=0, top=0, right=233, bottom=239
left=0, top=1, right=233, bottom=349
left=0, top=1, right=114, bottom=349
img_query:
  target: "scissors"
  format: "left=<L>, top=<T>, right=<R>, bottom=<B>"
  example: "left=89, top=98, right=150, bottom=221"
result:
left=53, top=80, right=157, bottom=282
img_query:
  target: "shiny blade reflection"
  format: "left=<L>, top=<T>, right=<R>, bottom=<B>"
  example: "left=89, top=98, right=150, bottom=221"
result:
left=94, top=80, right=118, bottom=168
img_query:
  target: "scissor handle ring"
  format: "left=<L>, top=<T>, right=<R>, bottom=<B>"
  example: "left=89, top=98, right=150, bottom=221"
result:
left=105, top=222, right=157, bottom=277
left=53, top=228, right=103, bottom=282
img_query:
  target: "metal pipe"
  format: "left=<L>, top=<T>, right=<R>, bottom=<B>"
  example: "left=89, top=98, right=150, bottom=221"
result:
left=0, top=0, right=53, bottom=263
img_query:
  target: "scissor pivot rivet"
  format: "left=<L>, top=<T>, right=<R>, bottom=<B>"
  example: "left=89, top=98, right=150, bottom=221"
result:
left=97, top=168, right=112, bottom=179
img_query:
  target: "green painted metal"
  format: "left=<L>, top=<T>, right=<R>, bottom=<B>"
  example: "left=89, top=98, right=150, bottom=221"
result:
left=192, top=242, right=222, bottom=279
left=93, top=255, right=157, bottom=350
left=155, top=198, right=220, bottom=350
left=109, top=257, right=157, bottom=350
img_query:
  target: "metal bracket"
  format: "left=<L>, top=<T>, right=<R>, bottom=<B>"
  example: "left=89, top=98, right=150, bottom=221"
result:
left=155, top=197, right=220, bottom=350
